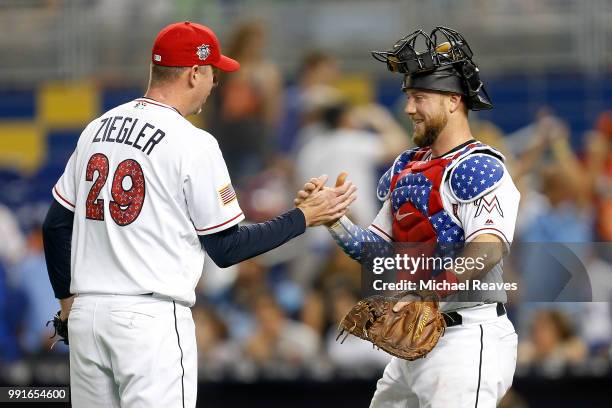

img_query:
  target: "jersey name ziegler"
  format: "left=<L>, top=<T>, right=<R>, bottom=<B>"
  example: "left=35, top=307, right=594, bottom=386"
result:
left=92, top=115, right=166, bottom=156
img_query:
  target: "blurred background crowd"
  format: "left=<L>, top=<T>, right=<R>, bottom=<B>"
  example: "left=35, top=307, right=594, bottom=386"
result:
left=1, top=0, right=611, bottom=406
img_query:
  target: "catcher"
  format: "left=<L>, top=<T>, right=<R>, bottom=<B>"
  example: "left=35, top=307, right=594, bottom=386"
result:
left=296, top=27, right=519, bottom=407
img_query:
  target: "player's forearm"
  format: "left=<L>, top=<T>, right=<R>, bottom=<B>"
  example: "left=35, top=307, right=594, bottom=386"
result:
left=444, top=235, right=505, bottom=286
left=42, top=200, right=74, bottom=299
left=200, top=208, right=306, bottom=267
left=327, top=216, right=389, bottom=262
left=427, top=238, right=505, bottom=299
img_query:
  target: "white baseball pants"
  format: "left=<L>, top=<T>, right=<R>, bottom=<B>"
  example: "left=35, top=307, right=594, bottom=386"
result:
left=370, top=303, right=518, bottom=408
left=68, top=294, right=197, bottom=407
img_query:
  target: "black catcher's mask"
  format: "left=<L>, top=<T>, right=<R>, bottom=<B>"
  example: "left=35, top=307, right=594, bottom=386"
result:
left=371, top=27, right=493, bottom=111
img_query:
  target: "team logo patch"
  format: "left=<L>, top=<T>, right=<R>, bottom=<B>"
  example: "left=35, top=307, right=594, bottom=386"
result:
left=196, top=44, right=211, bottom=61
left=218, top=183, right=237, bottom=206
left=153, top=54, right=162, bottom=62
left=474, top=195, right=504, bottom=218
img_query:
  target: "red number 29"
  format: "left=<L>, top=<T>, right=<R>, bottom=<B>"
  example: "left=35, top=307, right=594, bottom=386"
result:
left=85, top=154, right=145, bottom=226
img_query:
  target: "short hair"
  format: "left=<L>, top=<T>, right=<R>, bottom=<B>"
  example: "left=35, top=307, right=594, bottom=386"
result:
left=149, top=64, right=189, bottom=87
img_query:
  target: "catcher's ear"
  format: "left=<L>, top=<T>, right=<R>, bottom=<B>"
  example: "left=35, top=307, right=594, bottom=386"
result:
left=448, top=93, right=462, bottom=114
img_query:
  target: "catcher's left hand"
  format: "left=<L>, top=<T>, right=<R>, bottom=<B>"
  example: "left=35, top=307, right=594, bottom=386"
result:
left=336, top=291, right=445, bottom=360
left=47, top=310, right=69, bottom=346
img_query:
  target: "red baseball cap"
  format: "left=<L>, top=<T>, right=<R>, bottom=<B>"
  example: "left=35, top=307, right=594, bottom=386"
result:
left=151, top=21, right=240, bottom=72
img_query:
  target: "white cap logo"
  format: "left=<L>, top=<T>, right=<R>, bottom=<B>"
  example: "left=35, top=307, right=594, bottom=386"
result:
left=196, top=44, right=211, bottom=61
left=153, top=54, right=162, bottom=62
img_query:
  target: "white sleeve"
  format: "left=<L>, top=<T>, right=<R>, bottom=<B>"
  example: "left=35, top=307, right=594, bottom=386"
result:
left=443, top=171, right=520, bottom=246
left=52, top=150, right=78, bottom=212
left=184, top=138, right=245, bottom=235
left=368, top=199, right=394, bottom=242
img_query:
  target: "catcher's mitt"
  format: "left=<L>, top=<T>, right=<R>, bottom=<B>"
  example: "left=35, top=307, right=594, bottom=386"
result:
left=336, top=291, right=445, bottom=360
left=47, top=310, right=69, bottom=347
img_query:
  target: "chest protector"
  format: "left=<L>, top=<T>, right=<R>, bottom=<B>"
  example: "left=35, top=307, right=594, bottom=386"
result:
left=377, top=142, right=503, bottom=245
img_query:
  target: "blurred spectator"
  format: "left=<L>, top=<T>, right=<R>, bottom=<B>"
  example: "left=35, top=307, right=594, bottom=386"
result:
left=585, top=111, right=612, bottom=242
left=225, top=22, right=283, bottom=128
left=520, top=163, right=593, bottom=242
left=514, top=115, right=593, bottom=242
left=295, top=101, right=408, bottom=224
left=518, top=309, right=587, bottom=368
left=238, top=167, right=293, bottom=222
left=0, top=203, right=26, bottom=268
left=580, top=302, right=611, bottom=358
left=300, top=289, right=326, bottom=337
left=197, top=254, right=238, bottom=303
left=0, top=260, right=23, bottom=363
left=193, top=304, right=239, bottom=370
left=0, top=204, right=27, bottom=363
left=15, top=226, right=66, bottom=354
left=324, top=280, right=390, bottom=372
left=206, top=21, right=283, bottom=186
left=222, top=259, right=268, bottom=342
left=319, top=246, right=363, bottom=290
left=515, top=123, right=595, bottom=302
left=277, top=51, right=340, bottom=156
left=245, top=292, right=319, bottom=368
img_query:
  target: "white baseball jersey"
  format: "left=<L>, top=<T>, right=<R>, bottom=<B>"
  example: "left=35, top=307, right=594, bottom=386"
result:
left=53, top=98, right=244, bottom=306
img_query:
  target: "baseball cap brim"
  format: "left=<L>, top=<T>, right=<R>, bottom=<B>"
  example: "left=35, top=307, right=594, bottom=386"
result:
left=213, top=55, right=240, bottom=72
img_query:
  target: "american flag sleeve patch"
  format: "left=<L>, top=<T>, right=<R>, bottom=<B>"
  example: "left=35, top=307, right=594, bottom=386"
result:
left=218, top=183, right=237, bottom=205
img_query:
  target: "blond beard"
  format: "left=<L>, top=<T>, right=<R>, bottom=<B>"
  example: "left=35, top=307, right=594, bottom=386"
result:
left=412, top=111, right=448, bottom=148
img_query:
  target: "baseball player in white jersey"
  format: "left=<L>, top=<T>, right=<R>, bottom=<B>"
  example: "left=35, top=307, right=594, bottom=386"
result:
left=42, top=22, right=356, bottom=407
left=296, top=27, right=520, bottom=407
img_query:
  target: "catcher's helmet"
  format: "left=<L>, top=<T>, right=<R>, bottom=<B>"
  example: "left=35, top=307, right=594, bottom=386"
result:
left=372, top=27, right=492, bottom=111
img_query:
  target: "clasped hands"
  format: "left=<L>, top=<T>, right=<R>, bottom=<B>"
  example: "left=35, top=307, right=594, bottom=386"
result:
left=295, top=172, right=356, bottom=227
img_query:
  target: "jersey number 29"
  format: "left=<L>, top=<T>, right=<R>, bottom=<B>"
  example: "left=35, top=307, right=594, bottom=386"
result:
left=85, top=153, right=145, bottom=226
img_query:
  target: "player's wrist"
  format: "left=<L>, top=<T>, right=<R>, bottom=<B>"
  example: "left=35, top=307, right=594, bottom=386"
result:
left=326, top=215, right=347, bottom=230
left=296, top=205, right=314, bottom=227
left=59, top=295, right=75, bottom=320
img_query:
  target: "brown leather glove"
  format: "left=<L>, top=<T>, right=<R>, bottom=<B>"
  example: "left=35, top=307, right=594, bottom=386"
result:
left=47, top=310, right=69, bottom=346
left=336, top=291, right=446, bottom=360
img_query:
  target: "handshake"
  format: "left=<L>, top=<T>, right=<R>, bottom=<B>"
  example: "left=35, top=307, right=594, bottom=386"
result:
left=294, top=172, right=357, bottom=227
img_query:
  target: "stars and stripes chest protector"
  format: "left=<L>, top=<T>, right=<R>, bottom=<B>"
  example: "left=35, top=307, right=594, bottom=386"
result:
left=377, top=142, right=502, bottom=244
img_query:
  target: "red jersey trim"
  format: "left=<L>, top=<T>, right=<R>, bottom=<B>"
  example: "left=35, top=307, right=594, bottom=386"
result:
left=369, top=224, right=394, bottom=242
left=464, top=227, right=510, bottom=243
left=53, top=186, right=75, bottom=208
left=196, top=212, right=244, bottom=232
left=135, top=98, right=182, bottom=115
